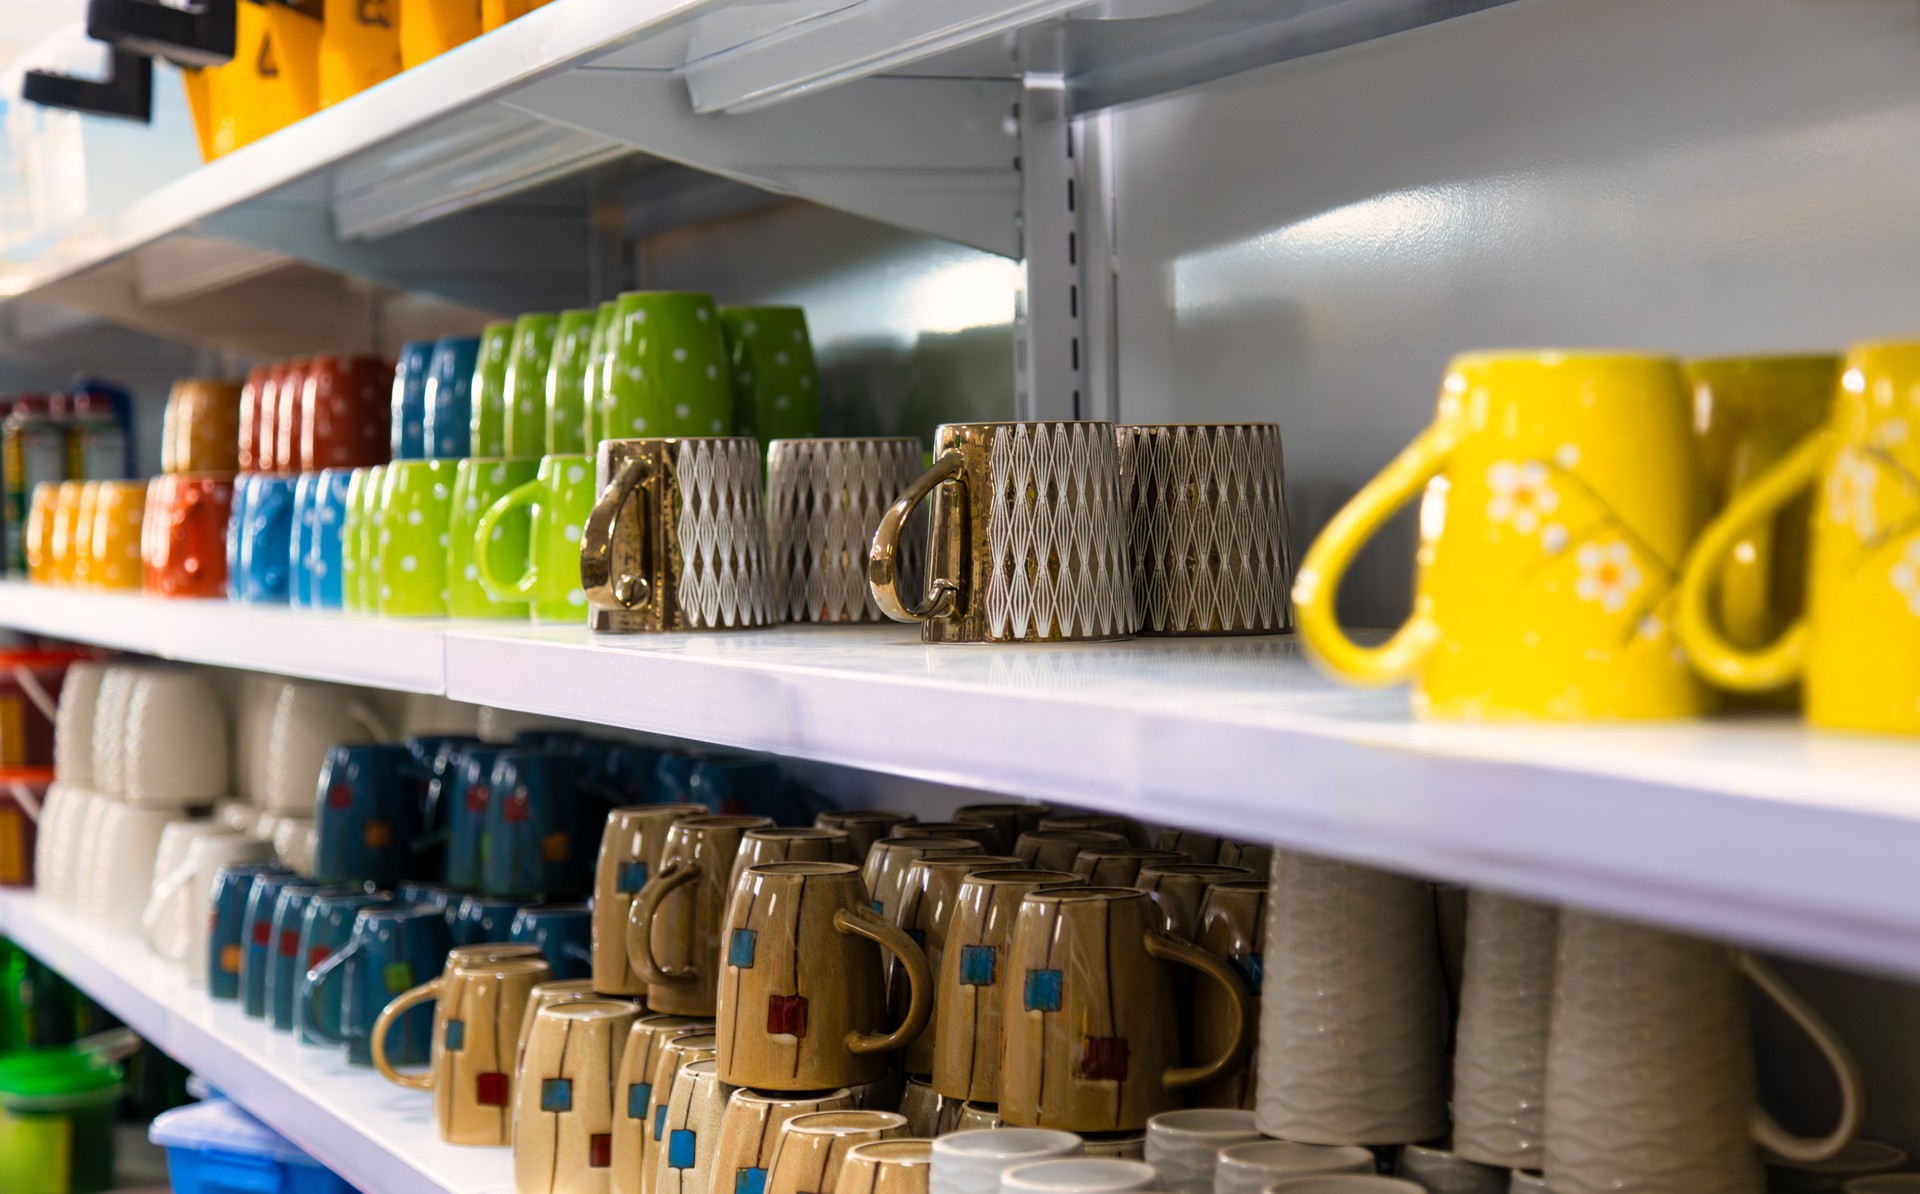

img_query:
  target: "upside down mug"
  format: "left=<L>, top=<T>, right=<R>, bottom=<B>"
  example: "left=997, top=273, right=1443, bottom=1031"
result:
left=1293, top=351, right=1709, bottom=720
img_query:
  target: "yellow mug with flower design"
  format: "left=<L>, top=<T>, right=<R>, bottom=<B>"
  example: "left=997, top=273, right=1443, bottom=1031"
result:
left=1293, top=350, right=1709, bottom=720
left=1677, top=341, right=1920, bottom=733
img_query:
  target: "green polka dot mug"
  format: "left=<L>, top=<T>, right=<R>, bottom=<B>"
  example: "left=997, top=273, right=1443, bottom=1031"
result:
left=601, top=292, right=733, bottom=443
left=473, top=453, right=595, bottom=622
left=582, top=301, right=617, bottom=455
left=504, top=312, right=559, bottom=460
left=377, top=460, right=458, bottom=617
left=545, top=307, right=598, bottom=456
left=469, top=321, right=514, bottom=458
left=719, top=306, right=821, bottom=443
left=448, top=457, right=537, bottom=619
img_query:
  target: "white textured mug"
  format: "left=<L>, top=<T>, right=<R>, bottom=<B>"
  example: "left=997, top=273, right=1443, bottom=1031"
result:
left=51, top=660, right=106, bottom=785
left=1392, top=1146, right=1504, bottom=1194
left=1213, top=1142, right=1373, bottom=1194
left=228, top=671, right=282, bottom=803
left=931, top=1130, right=1083, bottom=1194
left=1145, top=1110, right=1262, bottom=1194
left=1000, top=1159, right=1156, bottom=1194
left=90, top=663, right=148, bottom=797
left=1450, top=894, right=1557, bottom=1170
left=273, top=816, right=318, bottom=877
left=1544, top=912, right=1863, bottom=1194
left=67, top=794, right=115, bottom=919
left=143, top=831, right=274, bottom=983
left=32, top=782, right=90, bottom=907
left=147, top=819, right=221, bottom=924
left=123, top=668, right=230, bottom=807
left=1256, top=851, right=1446, bottom=1145
left=261, top=680, right=392, bottom=812
left=86, top=800, right=183, bottom=933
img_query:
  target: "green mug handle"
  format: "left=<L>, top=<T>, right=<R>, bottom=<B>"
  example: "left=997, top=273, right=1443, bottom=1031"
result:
left=473, top=478, right=542, bottom=601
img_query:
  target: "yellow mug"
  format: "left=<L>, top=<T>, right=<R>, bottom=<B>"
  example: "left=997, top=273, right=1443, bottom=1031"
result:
left=400, top=0, right=482, bottom=68
left=24, top=483, right=61, bottom=584
left=320, top=0, right=403, bottom=107
left=1293, top=351, right=1709, bottom=720
left=482, top=0, right=550, bottom=31
left=87, top=481, right=149, bottom=591
left=1677, top=342, right=1920, bottom=733
left=48, top=483, right=90, bottom=589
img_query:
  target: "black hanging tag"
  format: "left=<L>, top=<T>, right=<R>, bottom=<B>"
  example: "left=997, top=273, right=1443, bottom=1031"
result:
left=86, top=0, right=238, bottom=69
left=21, top=48, right=154, bottom=124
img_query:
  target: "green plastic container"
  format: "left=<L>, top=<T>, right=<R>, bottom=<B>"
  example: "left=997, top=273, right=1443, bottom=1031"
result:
left=0, top=1047, right=123, bottom=1194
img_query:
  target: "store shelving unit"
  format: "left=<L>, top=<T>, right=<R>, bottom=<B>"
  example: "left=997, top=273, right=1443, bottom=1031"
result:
left=0, top=891, right=511, bottom=1194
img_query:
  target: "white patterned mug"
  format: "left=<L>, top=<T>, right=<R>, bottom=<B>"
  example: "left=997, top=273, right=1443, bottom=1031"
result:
left=1145, top=1110, right=1261, bottom=1194
left=870, top=421, right=1136, bottom=643
left=930, top=1129, right=1083, bottom=1194
left=583, top=436, right=775, bottom=633
left=1451, top=893, right=1557, bottom=1169
left=766, top=437, right=924, bottom=623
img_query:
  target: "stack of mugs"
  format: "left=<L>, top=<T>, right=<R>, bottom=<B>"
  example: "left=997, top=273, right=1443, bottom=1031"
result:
left=24, top=475, right=151, bottom=591
left=129, top=377, right=242, bottom=597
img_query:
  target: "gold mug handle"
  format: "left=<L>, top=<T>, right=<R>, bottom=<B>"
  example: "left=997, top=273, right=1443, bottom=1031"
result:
left=582, top=456, right=654, bottom=611
left=833, top=903, right=934, bottom=1055
left=626, top=859, right=700, bottom=987
left=1145, top=929, right=1251, bottom=1091
left=1739, top=951, right=1863, bottom=1163
left=371, top=976, right=442, bottom=1092
left=869, top=449, right=965, bottom=623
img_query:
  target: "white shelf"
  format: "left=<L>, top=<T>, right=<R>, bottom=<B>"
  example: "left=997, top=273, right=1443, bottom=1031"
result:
left=9, top=581, right=1920, bottom=978
left=0, top=891, right=511, bottom=1194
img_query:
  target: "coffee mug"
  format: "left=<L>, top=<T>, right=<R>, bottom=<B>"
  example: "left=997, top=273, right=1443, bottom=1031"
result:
left=208, top=862, right=287, bottom=1000
left=1012, top=830, right=1120, bottom=874
left=546, top=308, right=597, bottom=456
left=313, top=742, right=426, bottom=887
left=1144, top=1109, right=1261, bottom=1194
left=482, top=749, right=600, bottom=897
left=472, top=321, right=516, bottom=458
left=239, top=366, right=274, bottom=473
left=815, top=811, right=916, bottom=860
left=595, top=804, right=714, bottom=996
left=241, top=871, right=311, bottom=1017
left=1257, top=851, right=1446, bottom=1145
left=1116, top=423, right=1291, bottom=635
left=1184, top=880, right=1265, bottom=1110
left=515, top=999, right=642, bottom=1192
left=648, top=1034, right=722, bottom=1194
left=1451, top=893, right=1557, bottom=1169
left=83, top=480, right=146, bottom=591
left=1043, top=812, right=1138, bottom=840
left=836, top=1140, right=933, bottom=1194
left=1071, top=848, right=1186, bottom=887
left=654, top=1058, right=738, bottom=1194
left=715, top=306, right=819, bottom=441
left=450, top=893, right=531, bottom=946
left=1543, top=912, right=1862, bottom=1194
left=506, top=313, right=561, bottom=460
left=23, top=482, right=58, bottom=583
left=51, top=661, right=104, bottom=787
left=767, top=1110, right=907, bottom=1194
left=725, top=826, right=852, bottom=902
left=145, top=831, right=275, bottom=984
left=377, top=459, right=457, bottom=616
left=304, top=903, right=452, bottom=1065
left=291, top=473, right=324, bottom=606
left=583, top=302, right=618, bottom=454
left=715, top=861, right=933, bottom=1091
left=297, top=468, right=355, bottom=608
left=951, top=804, right=1051, bottom=856
left=235, top=474, right=294, bottom=603
left=268, top=883, right=358, bottom=1031
left=142, top=473, right=234, bottom=598
left=613, top=1015, right=716, bottom=1194
left=392, top=340, right=434, bottom=461
left=303, top=355, right=393, bottom=471
left=510, top=902, right=594, bottom=980
left=629, top=815, right=772, bottom=1015
left=893, top=818, right=998, bottom=846
left=898, top=1076, right=941, bottom=1137
left=425, top=334, right=481, bottom=458
left=122, top=668, right=230, bottom=807
left=1392, top=1146, right=1504, bottom=1194
left=999, top=1158, right=1156, bottom=1194
left=1294, top=351, right=1707, bottom=719
left=449, top=457, right=537, bottom=617
left=261, top=679, right=392, bottom=813
left=475, top=452, right=595, bottom=621
left=601, top=292, right=733, bottom=442
left=861, top=836, right=982, bottom=924
left=1000, top=886, right=1251, bottom=1132
left=1134, top=864, right=1252, bottom=941
left=163, top=378, right=244, bottom=474
left=440, top=747, right=501, bottom=889
left=1151, top=831, right=1223, bottom=863
left=62, top=482, right=101, bottom=588
left=764, top=438, right=921, bottom=623
left=890, top=854, right=1023, bottom=1075
left=263, top=359, right=309, bottom=474
left=931, top=868, right=1082, bottom=1105
left=1676, top=342, right=1920, bottom=731
left=929, top=1129, right=1080, bottom=1194
left=1213, top=1142, right=1374, bottom=1194
left=373, top=951, right=555, bottom=1144
left=871, top=421, right=1136, bottom=643
left=581, top=436, right=776, bottom=632
left=90, top=664, right=142, bottom=797
left=340, top=466, right=372, bottom=610
left=515, top=979, right=606, bottom=1068
left=712, top=1086, right=857, bottom=1194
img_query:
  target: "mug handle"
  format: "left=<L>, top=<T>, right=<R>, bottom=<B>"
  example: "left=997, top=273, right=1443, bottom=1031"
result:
left=141, top=861, right=198, bottom=961
left=474, top=479, right=543, bottom=601
left=869, top=449, right=965, bottom=623
left=1715, top=430, right=1795, bottom=650
left=1675, top=432, right=1830, bottom=691
left=346, top=700, right=394, bottom=742
left=1739, top=951, right=1863, bottom=1163
left=1291, top=424, right=1454, bottom=685
left=1144, top=929, right=1250, bottom=1091
left=582, top=456, right=654, bottom=611
left=371, top=975, right=444, bottom=1091
left=626, top=859, right=699, bottom=986
left=834, top=903, right=933, bottom=1055
left=297, top=941, right=359, bottom=1045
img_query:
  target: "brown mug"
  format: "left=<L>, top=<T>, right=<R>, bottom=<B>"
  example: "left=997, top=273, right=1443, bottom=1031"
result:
left=1039, top=814, right=1138, bottom=842
left=861, top=835, right=981, bottom=923
left=889, top=853, right=1024, bottom=1076
left=629, top=815, right=773, bottom=1015
left=613, top=1015, right=714, bottom=1194
left=655, top=1058, right=736, bottom=1194
left=714, top=862, right=933, bottom=1091
left=1134, top=863, right=1253, bottom=940
left=930, top=868, right=1081, bottom=1104
left=815, top=810, right=916, bottom=858
left=765, top=1110, right=907, bottom=1194
left=516, top=978, right=608, bottom=1071
left=1000, top=886, right=1252, bottom=1131
left=514, top=1000, right=641, bottom=1194
left=595, top=804, right=708, bottom=996
left=1154, top=830, right=1224, bottom=863
left=644, top=1033, right=721, bottom=1194
left=951, top=803, right=1053, bottom=854
left=302, top=353, right=395, bottom=471
left=726, top=826, right=853, bottom=901
left=162, top=378, right=243, bottom=474
left=1189, top=879, right=1267, bottom=1109
left=1071, top=847, right=1187, bottom=886
left=1014, top=830, right=1125, bottom=872
left=894, top=822, right=1000, bottom=851
left=711, top=1086, right=856, bottom=1194
left=835, top=1140, right=934, bottom=1194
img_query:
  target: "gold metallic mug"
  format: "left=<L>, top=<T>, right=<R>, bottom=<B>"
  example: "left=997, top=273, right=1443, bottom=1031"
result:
left=583, top=437, right=774, bottom=632
left=869, top=421, right=1136, bottom=643
left=766, top=437, right=925, bottom=623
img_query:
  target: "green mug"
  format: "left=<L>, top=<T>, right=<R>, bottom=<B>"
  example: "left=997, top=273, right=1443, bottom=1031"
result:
left=545, top=308, right=598, bottom=456
left=581, top=301, right=618, bottom=455
left=340, top=468, right=371, bottom=612
left=470, top=321, right=515, bottom=458
left=473, top=453, right=593, bottom=622
left=720, top=305, right=821, bottom=442
left=354, top=464, right=387, bottom=613
left=376, top=460, right=457, bottom=617
left=601, top=291, right=733, bottom=441
left=505, top=313, right=559, bottom=460
left=449, top=457, right=538, bottom=619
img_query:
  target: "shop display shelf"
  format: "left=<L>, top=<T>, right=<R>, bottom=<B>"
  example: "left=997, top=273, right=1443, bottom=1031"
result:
left=0, top=891, right=511, bottom=1194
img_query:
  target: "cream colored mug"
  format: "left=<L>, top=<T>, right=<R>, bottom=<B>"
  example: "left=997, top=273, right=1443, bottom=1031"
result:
left=515, top=1000, right=640, bottom=1194
left=629, top=815, right=772, bottom=1015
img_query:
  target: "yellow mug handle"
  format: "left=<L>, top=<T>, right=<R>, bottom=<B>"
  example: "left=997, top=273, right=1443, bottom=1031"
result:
left=1291, top=424, right=1453, bottom=684
left=1675, top=431, right=1831, bottom=691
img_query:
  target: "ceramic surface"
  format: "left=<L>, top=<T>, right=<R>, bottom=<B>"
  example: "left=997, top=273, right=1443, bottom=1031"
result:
left=629, top=816, right=773, bottom=1015
left=613, top=1016, right=715, bottom=1194
left=1211, top=1141, right=1373, bottom=1194
left=1451, top=894, right=1557, bottom=1168
left=711, top=1086, right=856, bottom=1194
left=1190, top=879, right=1266, bottom=1109
left=1393, top=1145, right=1504, bottom=1194
left=814, top=811, right=915, bottom=859
left=890, top=854, right=1023, bottom=1075
left=163, top=378, right=243, bottom=474
left=594, top=805, right=710, bottom=995
left=1070, top=848, right=1185, bottom=887
left=999, top=1158, right=1155, bottom=1194
left=602, top=293, right=733, bottom=443
left=720, top=307, right=820, bottom=443
left=861, top=837, right=982, bottom=924
left=1133, top=864, right=1251, bottom=940
left=835, top=1139, right=933, bottom=1194
left=122, top=668, right=229, bottom=807
left=765, top=438, right=922, bottom=623
left=515, top=1000, right=640, bottom=1194
left=645, top=1035, right=721, bottom=1194
left=1145, top=1109, right=1261, bottom=1194
left=654, top=1059, right=737, bottom=1194
left=473, top=452, right=596, bottom=622
left=1012, top=831, right=1124, bottom=873
left=928, top=1128, right=1081, bottom=1194
left=950, top=805, right=1052, bottom=855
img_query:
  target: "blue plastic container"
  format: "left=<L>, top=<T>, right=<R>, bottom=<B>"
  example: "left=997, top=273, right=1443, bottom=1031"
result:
left=149, top=1099, right=353, bottom=1194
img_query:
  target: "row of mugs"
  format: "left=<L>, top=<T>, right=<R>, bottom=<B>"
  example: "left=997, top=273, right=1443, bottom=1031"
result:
left=22, top=479, right=147, bottom=590
left=1295, top=346, right=1920, bottom=733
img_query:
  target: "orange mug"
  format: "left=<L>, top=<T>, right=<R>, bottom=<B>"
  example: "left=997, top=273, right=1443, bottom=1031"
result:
left=23, top=484, right=59, bottom=584
left=303, top=354, right=394, bottom=470
left=143, top=474, right=235, bottom=598
left=273, top=359, right=317, bottom=474
left=481, top=0, right=549, bottom=31
left=87, top=481, right=149, bottom=591
left=162, top=379, right=244, bottom=474
left=48, top=483, right=90, bottom=589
